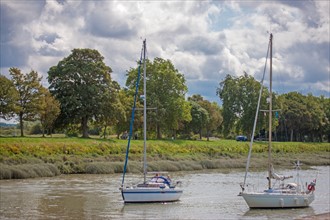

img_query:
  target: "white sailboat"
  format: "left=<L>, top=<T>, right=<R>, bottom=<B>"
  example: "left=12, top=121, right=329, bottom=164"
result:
left=120, top=39, right=183, bottom=203
left=240, top=33, right=316, bottom=208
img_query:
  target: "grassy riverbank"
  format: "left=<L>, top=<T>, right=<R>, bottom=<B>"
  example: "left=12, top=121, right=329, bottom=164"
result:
left=0, top=137, right=329, bottom=179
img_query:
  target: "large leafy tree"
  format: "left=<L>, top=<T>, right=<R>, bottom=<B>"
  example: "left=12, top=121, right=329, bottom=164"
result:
left=279, top=92, right=327, bottom=142
left=203, top=101, right=222, bottom=141
left=188, top=94, right=222, bottom=140
left=38, top=87, right=60, bottom=137
left=9, top=68, right=43, bottom=136
left=126, top=57, right=191, bottom=139
left=186, top=100, right=209, bottom=139
left=280, top=92, right=309, bottom=141
left=217, top=73, right=267, bottom=139
left=320, top=96, right=330, bottom=142
left=0, top=75, right=19, bottom=120
left=48, top=49, right=113, bottom=138
left=97, top=81, right=124, bottom=139
left=216, top=75, right=239, bottom=137
left=113, top=89, right=138, bottom=139
left=304, top=94, right=325, bottom=141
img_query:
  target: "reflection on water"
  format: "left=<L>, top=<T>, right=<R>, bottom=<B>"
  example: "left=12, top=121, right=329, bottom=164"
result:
left=0, top=166, right=328, bottom=219
left=243, top=207, right=316, bottom=219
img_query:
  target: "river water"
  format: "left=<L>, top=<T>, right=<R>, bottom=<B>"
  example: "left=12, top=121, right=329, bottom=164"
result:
left=0, top=166, right=329, bottom=220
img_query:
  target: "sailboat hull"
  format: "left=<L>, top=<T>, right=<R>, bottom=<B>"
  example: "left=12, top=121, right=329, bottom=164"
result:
left=122, top=187, right=183, bottom=203
left=241, top=192, right=315, bottom=208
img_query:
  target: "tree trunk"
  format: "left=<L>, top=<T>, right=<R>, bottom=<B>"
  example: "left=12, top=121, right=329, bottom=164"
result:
left=173, top=130, right=177, bottom=139
left=81, top=116, right=89, bottom=138
left=103, top=125, right=107, bottom=139
left=206, top=129, right=210, bottom=141
left=19, top=112, right=24, bottom=137
left=290, top=129, right=293, bottom=142
left=157, top=124, right=161, bottom=139
left=41, top=122, right=45, bottom=137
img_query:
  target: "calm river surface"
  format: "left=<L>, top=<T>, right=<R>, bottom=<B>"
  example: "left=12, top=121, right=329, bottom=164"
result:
left=0, top=166, right=329, bottom=220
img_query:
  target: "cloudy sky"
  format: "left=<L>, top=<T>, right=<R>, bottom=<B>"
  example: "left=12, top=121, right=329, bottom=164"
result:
left=1, top=0, right=329, bottom=104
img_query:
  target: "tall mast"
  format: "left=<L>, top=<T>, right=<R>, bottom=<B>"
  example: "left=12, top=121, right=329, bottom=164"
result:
left=241, top=34, right=270, bottom=193
left=268, top=33, right=273, bottom=189
left=121, top=40, right=144, bottom=187
left=143, top=39, right=147, bottom=184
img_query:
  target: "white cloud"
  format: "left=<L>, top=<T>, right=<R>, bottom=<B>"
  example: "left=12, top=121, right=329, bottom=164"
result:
left=1, top=0, right=329, bottom=104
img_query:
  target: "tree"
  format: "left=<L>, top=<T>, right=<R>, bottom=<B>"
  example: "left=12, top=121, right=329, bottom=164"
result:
left=112, top=89, right=135, bottom=139
left=186, top=100, right=209, bottom=139
left=9, top=68, right=43, bottom=136
left=204, top=102, right=222, bottom=140
left=217, top=73, right=267, bottom=139
left=97, top=81, right=123, bottom=139
left=304, top=94, right=324, bottom=142
left=280, top=92, right=308, bottom=141
left=237, top=74, right=270, bottom=139
left=279, top=92, right=327, bottom=142
left=48, top=49, right=114, bottom=138
left=319, top=96, right=330, bottom=142
left=188, top=95, right=222, bottom=140
left=0, top=75, right=19, bottom=120
left=126, top=57, right=191, bottom=139
left=38, top=87, right=60, bottom=137
left=216, top=75, right=239, bottom=137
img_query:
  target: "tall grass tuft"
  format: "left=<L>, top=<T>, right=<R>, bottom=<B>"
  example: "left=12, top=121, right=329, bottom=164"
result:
left=0, top=163, right=60, bottom=179
left=85, top=162, right=124, bottom=174
left=0, top=137, right=329, bottom=179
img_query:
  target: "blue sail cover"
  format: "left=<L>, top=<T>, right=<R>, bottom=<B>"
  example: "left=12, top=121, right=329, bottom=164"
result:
left=149, top=176, right=172, bottom=186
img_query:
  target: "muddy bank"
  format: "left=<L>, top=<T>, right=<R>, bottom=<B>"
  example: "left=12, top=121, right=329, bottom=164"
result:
left=1, top=153, right=329, bottom=180
left=1, top=137, right=329, bottom=179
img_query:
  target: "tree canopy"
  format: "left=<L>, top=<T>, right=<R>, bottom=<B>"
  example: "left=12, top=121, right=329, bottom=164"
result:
left=217, top=74, right=329, bottom=142
left=278, top=92, right=328, bottom=142
left=0, top=75, right=19, bottom=120
left=38, top=86, right=60, bottom=137
left=187, top=94, right=222, bottom=140
left=126, top=57, right=191, bottom=139
left=217, top=73, right=268, bottom=138
left=9, top=68, right=43, bottom=136
left=1, top=47, right=327, bottom=142
left=48, top=48, right=115, bottom=138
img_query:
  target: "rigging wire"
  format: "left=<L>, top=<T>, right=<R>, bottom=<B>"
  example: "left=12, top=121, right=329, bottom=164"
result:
left=241, top=34, right=271, bottom=192
left=121, top=42, right=144, bottom=187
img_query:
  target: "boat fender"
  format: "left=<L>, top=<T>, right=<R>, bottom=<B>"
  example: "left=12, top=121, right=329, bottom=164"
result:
left=307, top=179, right=316, bottom=192
left=307, top=184, right=315, bottom=192
left=294, top=198, right=298, bottom=205
left=280, top=198, right=284, bottom=208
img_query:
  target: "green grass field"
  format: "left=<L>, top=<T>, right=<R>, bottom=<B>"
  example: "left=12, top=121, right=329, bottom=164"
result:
left=0, top=137, right=329, bottom=179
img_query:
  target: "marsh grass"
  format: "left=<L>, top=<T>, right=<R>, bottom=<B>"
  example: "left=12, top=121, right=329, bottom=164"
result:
left=85, top=162, right=124, bottom=174
left=0, top=163, right=60, bottom=179
left=0, top=137, right=329, bottom=179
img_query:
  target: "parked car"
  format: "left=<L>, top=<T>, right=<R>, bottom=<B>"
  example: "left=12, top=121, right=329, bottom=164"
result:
left=236, top=135, right=247, bottom=141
